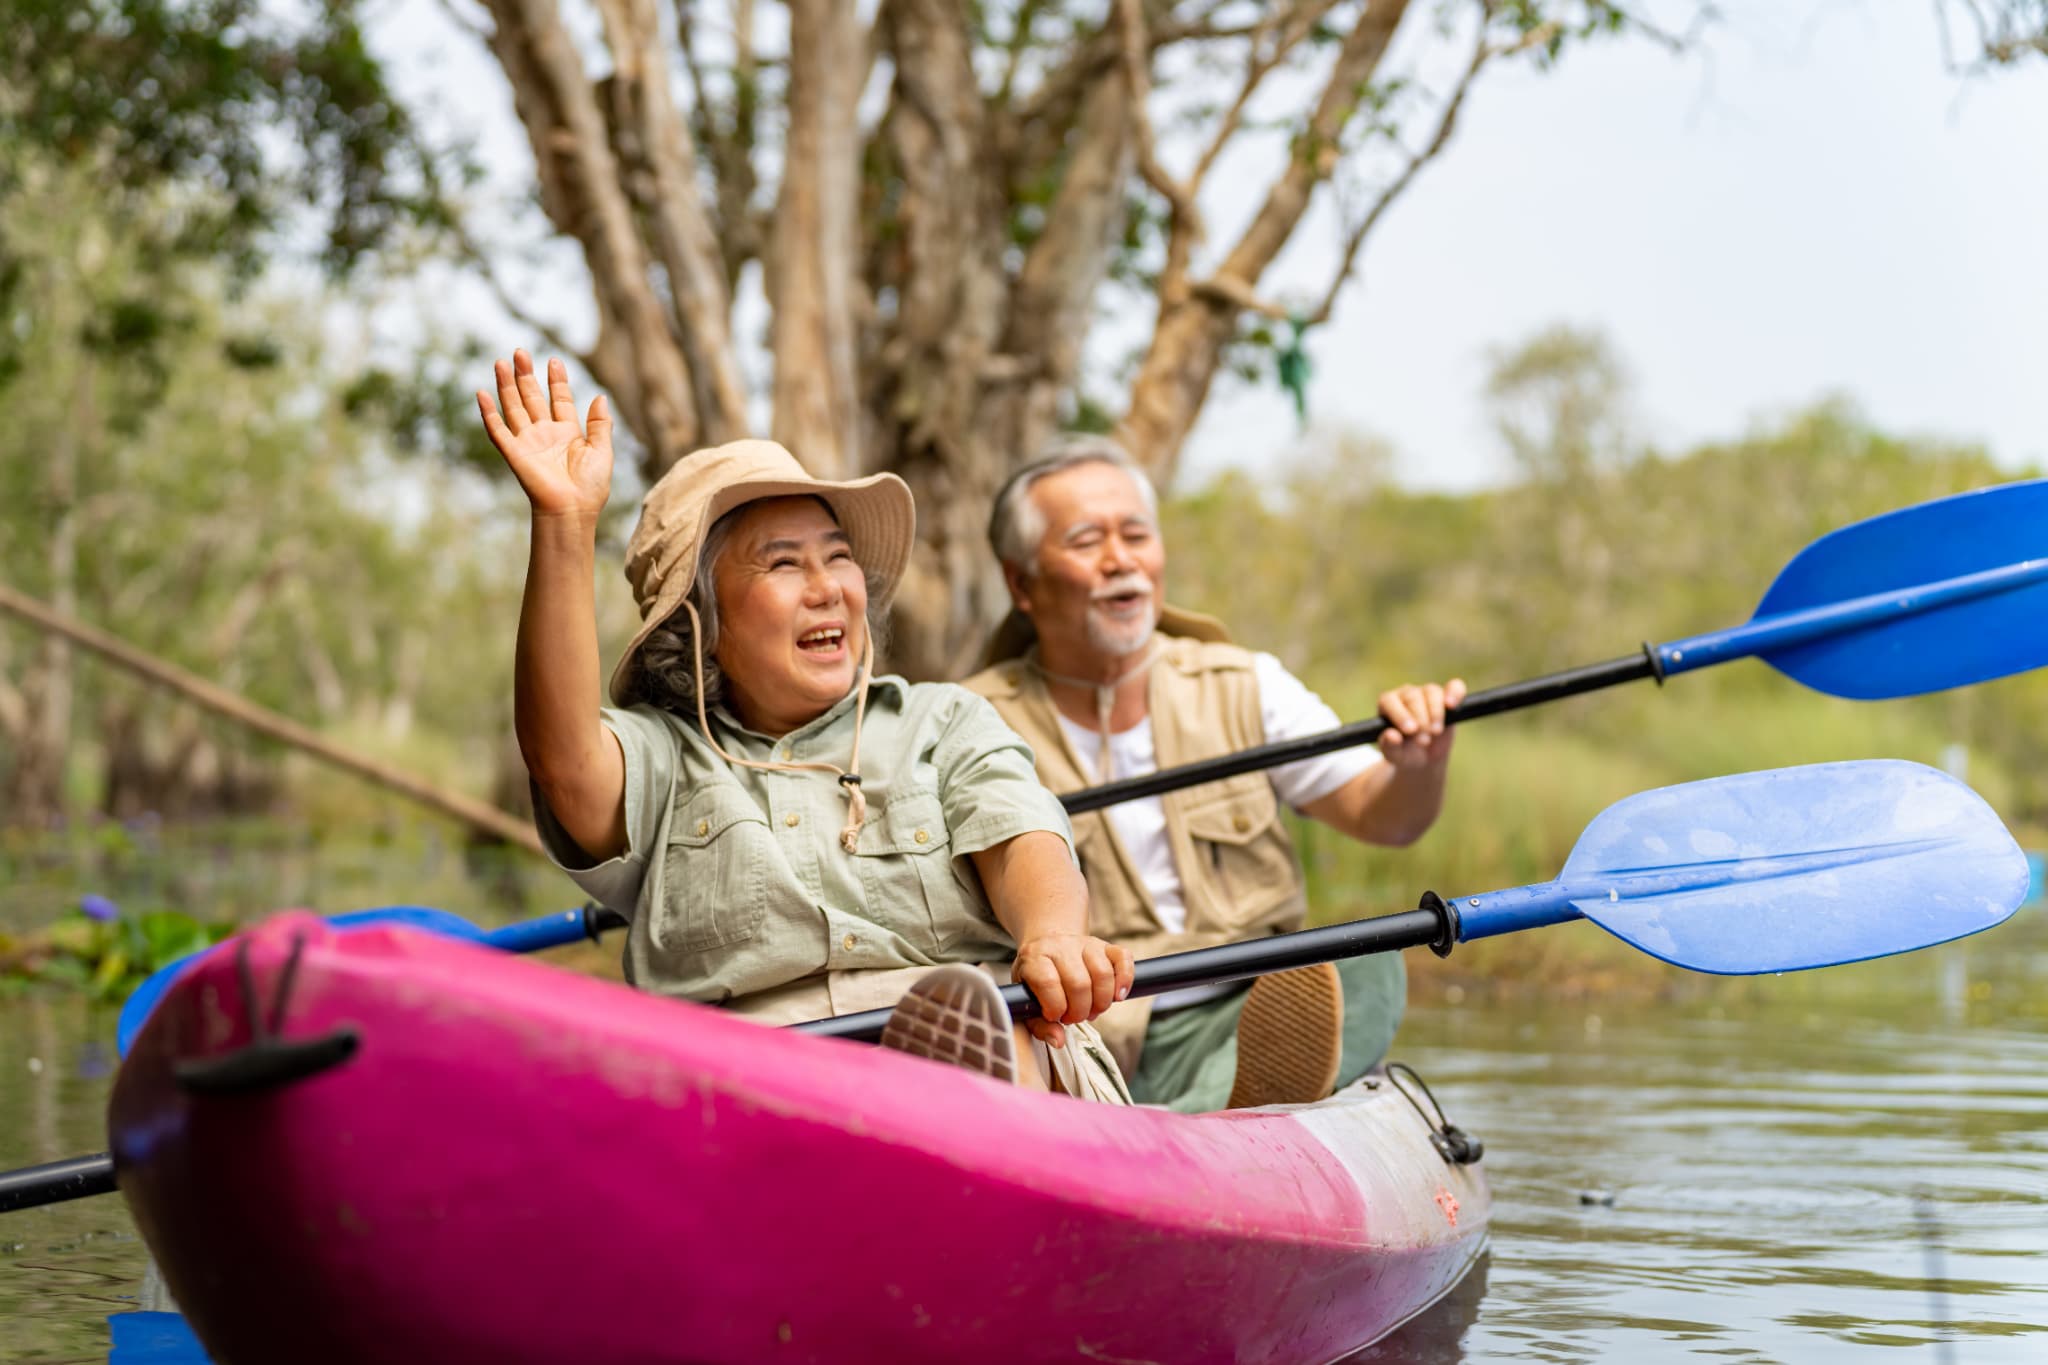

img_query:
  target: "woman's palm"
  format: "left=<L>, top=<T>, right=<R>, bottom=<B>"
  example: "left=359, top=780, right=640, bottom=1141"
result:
left=478, top=351, right=613, bottom=520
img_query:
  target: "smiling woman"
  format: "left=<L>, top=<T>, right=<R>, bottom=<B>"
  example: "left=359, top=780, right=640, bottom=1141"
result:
left=475, top=350, right=1135, bottom=1100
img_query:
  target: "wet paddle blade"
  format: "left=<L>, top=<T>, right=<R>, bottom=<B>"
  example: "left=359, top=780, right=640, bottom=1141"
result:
left=1750, top=478, right=2048, bottom=699
left=1563, top=761, right=2027, bottom=974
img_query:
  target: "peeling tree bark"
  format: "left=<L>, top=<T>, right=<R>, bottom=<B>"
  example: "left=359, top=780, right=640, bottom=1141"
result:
left=481, top=0, right=712, bottom=474
left=769, top=0, right=864, bottom=477
left=447, top=0, right=1566, bottom=676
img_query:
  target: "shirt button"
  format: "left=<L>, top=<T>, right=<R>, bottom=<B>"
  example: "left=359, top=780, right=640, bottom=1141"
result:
left=785, top=812, right=801, bottom=828
left=841, top=933, right=857, bottom=951
left=913, top=829, right=929, bottom=845
left=696, top=819, right=710, bottom=837
left=1233, top=814, right=1250, bottom=833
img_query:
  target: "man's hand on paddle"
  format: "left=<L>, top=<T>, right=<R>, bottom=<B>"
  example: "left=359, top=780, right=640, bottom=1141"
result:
left=1011, top=931, right=1135, bottom=1050
left=1376, top=678, right=1466, bottom=769
left=477, top=349, right=613, bottom=524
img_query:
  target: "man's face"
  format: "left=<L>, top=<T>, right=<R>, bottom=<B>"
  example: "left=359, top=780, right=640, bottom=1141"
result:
left=1011, top=461, right=1165, bottom=661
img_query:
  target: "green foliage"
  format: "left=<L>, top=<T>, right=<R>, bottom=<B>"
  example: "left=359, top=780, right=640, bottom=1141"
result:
left=1166, top=340, right=2047, bottom=933
left=0, top=0, right=450, bottom=279
left=0, top=903, right=236, bottom=1002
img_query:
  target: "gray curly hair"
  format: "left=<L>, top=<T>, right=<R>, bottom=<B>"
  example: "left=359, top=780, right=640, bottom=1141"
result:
left=630, top=496, right=888, bottom=716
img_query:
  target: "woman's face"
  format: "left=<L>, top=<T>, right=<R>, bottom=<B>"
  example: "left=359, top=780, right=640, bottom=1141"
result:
left=711, top=497, right=870, bottom=735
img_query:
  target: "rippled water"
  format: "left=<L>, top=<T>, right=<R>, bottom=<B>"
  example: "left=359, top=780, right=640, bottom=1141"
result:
left=4, top=907, right=2045, bottom=1362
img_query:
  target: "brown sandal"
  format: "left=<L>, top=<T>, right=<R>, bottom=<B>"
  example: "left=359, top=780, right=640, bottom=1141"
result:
left=879, top=965, right=1018, bottom=1084
left=1228, top=962, right=1344, bottom=1109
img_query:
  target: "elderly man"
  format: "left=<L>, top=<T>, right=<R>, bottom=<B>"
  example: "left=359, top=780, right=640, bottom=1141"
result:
left=964, top=438, right=1464, bottom=1112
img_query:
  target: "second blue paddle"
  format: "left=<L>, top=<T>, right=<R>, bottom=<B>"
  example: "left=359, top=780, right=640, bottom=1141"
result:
left=1064, top=478, right=2048, bottom=814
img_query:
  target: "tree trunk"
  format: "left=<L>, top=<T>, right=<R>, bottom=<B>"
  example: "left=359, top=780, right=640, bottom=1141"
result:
left=6, top=352, right=89, bottom=823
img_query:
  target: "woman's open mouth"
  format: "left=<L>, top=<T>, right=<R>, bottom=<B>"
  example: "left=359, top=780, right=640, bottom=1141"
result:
left=797, top=625, right=847, bottom=658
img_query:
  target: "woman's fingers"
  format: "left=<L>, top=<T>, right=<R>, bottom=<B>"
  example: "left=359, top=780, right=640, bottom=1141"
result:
left=1055, top=953, right=1092, bottom=1024
left=1110, top=944, right=1135, bottom=1002
left=513, top=349, right=548, bottom=423
left=547, top=356, right=577, bottom=423
left=1083, top=941, right=1117, bottom=1020
left=494, top=359, right=528, bottom=436
left=1019, top=955, right=1068, bottom=1027
left=1027, top=1018, right=1067, bottom=1049
left=476, top=391, right=515, bottom=454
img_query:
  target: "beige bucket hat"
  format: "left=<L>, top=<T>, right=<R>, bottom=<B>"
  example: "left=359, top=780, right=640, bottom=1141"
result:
left=609, top=439, right=915, bottom=706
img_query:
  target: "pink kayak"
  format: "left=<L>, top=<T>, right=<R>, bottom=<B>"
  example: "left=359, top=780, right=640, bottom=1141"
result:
left=111, top=914, right=1489, bottom=1364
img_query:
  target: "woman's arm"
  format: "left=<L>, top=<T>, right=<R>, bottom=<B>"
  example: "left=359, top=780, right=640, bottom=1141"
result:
left=477, top=350, right=626, bottom=860
left=971, top=831, right=1135, bottom=1048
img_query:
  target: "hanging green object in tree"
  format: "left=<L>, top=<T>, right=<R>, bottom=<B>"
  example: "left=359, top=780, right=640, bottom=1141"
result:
left=1276, top=316, right=1312, bottom=424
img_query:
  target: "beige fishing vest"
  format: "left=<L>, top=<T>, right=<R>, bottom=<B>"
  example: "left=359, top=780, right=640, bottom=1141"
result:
left=963, top=632, right=1310, bottom=965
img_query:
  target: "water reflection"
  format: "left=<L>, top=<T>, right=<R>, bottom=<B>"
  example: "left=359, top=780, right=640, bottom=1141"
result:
left=1, top=871, right=2044, bottom=1362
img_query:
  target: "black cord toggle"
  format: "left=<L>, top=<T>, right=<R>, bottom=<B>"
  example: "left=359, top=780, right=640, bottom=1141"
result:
left=1386, top=1061, right=1485, bottom=1166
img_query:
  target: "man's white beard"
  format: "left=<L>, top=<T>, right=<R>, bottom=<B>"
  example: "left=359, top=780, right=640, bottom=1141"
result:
left=1085, top=587, right=1158, bottom=658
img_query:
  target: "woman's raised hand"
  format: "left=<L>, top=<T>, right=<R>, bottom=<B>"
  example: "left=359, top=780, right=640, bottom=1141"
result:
left=476, top=350, right=613, bottom=522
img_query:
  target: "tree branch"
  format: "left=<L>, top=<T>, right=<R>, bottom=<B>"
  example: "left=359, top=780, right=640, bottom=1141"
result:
left=1307, top=14, right=1493, bottom=324
left=447, top=215, right=588, bottom=363
left=1116, top=0, right=1204, bottom=297
left=593, top=0, right=750, bottom=444
left=478, top=0, right=703, bottom=472
left=1187, top=1, right=1346, bottom=195
left=1119, top=0, right=1414, bottom=475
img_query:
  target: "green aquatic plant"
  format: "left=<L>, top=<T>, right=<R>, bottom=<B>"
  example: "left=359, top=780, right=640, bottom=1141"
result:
left=0, top=896, right=238, bottom=1001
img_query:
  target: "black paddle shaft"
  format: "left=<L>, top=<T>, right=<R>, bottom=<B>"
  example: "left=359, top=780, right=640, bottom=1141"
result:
left=1061, top=647, right=1661, bottom=815
left=794, top=901, right=1456, bottom=1043
left=0, top=1152, right=117, bottom=1214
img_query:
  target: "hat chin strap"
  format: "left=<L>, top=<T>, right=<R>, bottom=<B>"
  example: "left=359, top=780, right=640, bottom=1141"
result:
left=683, top=600, right=872, bottom=852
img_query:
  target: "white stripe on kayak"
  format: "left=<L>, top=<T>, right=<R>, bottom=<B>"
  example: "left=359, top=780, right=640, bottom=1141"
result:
left=1280, top=1079, right=1475, bottom=1248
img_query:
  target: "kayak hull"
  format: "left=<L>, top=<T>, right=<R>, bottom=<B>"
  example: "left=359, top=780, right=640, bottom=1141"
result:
left=111, top=915, right=1489, bottom=1364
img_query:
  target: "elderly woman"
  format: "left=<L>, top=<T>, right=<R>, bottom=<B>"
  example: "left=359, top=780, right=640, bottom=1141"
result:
left=477, top=350, right=1132, bottom=1099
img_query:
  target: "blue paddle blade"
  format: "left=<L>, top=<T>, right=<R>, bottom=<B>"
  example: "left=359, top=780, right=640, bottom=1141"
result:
left=1749, top=478, right=2048, bottom=699
left=1563, top=760, right=2026, bottom=975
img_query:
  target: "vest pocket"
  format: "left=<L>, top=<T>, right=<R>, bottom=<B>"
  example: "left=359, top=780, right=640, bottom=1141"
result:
left=850, top=787, right=956, bottom=953
left=659, top=786, right=770, bottom=950
left=1182, top=779, right=1298, bottom=931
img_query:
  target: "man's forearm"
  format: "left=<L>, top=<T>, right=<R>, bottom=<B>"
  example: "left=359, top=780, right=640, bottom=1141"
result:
left=1306, top=760, right=1449, bottom=848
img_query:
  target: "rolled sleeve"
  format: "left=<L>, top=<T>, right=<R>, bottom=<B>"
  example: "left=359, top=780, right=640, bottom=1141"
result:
left=529, top=705, right=680, bottom=915
left=933, top=690, right=1077, bottom=861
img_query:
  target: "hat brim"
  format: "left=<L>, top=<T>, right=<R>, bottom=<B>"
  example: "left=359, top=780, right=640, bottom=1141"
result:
left=609, top=471, right=916, bottom=706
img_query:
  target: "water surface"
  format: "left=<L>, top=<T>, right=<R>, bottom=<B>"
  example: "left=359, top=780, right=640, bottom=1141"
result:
left=2, top=850, right=2043, bottom=1362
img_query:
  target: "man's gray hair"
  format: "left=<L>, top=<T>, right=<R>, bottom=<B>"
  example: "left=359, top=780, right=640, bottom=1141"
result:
left=633, top=496, right=889, bottom=715
left=988, top=435, right=1159, bottom=573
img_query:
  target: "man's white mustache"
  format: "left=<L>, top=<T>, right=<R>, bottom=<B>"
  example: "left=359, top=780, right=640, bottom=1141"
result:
left=1091, top=575, right=1153, bottom=603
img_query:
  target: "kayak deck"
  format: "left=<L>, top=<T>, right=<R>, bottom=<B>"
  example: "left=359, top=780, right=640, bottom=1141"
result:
left=112, top=915, right=1489, bottom=1364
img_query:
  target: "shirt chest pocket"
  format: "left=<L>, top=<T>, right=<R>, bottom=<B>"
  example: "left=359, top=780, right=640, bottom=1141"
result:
left=659, top=787, right=771, bottom=951
left=850, top=787, right=957, bottom=954
left=1181, top=777, right=1296, bottom=931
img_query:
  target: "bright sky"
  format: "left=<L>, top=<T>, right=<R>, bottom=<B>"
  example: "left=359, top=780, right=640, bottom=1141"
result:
left=381, top=3, right=2047, bottom=496
left=1177, top=2, right=2048, bottom=490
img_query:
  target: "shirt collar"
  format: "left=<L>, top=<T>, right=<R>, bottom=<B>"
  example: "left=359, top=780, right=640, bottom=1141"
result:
left=709, top=674, right=910, bottom=745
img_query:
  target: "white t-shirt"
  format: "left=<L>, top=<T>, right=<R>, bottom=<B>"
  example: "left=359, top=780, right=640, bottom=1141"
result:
left=1055, top=652, right=1378, bottom=937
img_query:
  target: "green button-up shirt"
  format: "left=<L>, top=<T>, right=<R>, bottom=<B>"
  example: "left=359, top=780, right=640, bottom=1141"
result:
left=535, top=677, right=1073, bottom=1011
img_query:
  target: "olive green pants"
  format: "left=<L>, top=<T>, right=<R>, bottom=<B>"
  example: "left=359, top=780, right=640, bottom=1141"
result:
left=1127, top=951, right=1406, bottom=1113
